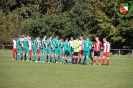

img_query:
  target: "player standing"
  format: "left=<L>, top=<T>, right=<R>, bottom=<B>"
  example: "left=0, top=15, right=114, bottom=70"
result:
left=28, top=36, right=33, bottom=61
left=40, top=35, right=47, bottom=62
left=93, top=37, right=102, bottom=65
left=32, top=37, right=38, bottom=61
left=16, top=35, right=23, bottom=60
left=81, top=36, right=92, bottom=65
left=12, top=37, right=17, bottom=60
left=37, top=36, right=41, bottom=62
left=78, top=36, right=84, bottom=64
left=64, top=38, right=72, bottom=64
left=23, top=36, right=29, bottom=61
left=72, top=37, right=80, bottom=64
left=46, top=36, right=52, bottom=63
left=102, top=38, right=110, bottom=65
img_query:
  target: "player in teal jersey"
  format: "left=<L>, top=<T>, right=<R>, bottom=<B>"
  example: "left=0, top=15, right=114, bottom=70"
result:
left=23, top=36, right=29, bottom=61
left=32, top=36, right=38, bottom=61
left=60, top=38, right=65, bottom=63
left=64, top=38, right=72, bottom=64
left=40, top=35, right=47, bottom=62
left=56, top=37, right=64, bottom=63
left=16, top=35, right=23, bottom=60
left=81, top=36, right=93, bottom=65
left=46, top=36, right=52, bottom=63
left=52, top=35, right=59, bottom=63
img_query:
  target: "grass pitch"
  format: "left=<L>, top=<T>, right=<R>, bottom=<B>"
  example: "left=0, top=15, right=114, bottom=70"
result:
left=0, top=52, right=133, bottom=88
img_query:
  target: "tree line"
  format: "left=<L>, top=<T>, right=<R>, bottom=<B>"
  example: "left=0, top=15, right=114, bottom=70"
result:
left=0, top=0, right=133, bottom=49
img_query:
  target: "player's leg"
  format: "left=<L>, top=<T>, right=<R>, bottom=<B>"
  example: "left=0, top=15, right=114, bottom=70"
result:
left=12, top=48, right=16, bottom=60
left=102, top=52, right=106, bottom=65
left=89, top=49, right=93, bottom=64
left=106, top=52, right=110, bottom=65
left=85, top=51, right=90, bottom=65
left=16, top=47, right=22, bottom=60
left=81, top=51, right=86, bottom=64
left=47, top=48, right=51, bottom=63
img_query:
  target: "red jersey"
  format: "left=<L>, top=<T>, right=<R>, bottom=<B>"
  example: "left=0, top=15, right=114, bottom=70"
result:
left=93, top=41, right=102, bottom=51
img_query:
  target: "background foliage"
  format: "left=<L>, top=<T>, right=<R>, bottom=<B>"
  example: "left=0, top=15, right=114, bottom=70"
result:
left=0, top=0, right=133, bottom=48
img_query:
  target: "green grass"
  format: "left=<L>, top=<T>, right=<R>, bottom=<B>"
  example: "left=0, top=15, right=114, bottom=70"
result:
left=0, top=53, right=133, bottom=88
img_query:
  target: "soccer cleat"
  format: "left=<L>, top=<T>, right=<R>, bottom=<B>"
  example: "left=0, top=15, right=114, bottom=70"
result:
left=99, top=63, right=101, bottom=65
left=26, top=60, right=29, bottom=61
left=93, top=63, right=96, bottom=65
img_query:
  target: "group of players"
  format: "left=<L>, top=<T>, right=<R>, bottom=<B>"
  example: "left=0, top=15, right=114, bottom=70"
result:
left=12, top=34, right=110, bottom=65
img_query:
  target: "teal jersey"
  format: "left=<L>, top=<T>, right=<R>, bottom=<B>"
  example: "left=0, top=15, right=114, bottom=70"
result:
left=63, top=41, right=70, bottom=49
left=57, top=40, right=62, bottom=49
left=17, top=38, right=22, bottom=49
left=41, top=38, right=47, bottom=48
left=23, top=39, right=29, bottom=47
left=83, top=40, right=92, bottom=51
left=33, top=39, right=38, bottom=49
left=46, top=38, right=52, bottom=48
left=52, top=38, right=58, bottom=48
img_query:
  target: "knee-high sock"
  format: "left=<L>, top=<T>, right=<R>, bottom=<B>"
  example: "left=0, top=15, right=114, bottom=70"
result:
left=48, top=56, right=50, bottom=62
left=81, top=58, right=84, bottom=64
left=23, top=53, right=25, bottom=60
left=44, top=54, right=46, bottom=62
left=26, top=54, right=28, bottom=61
left=34, top=54, right=37, bottom=61
left=60, top=56, right=64, bottom=63
left=17, top=53, right=20, bottom=60
left=52, top=56, right=55, bottom=62
left=102, top=59, right=104, bottom=65
left=86, top=58, right=89, bottom=65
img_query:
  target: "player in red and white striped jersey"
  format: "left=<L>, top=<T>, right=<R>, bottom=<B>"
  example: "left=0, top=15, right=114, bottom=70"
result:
left=12, top=37, right=17, bottom=60
left=93, top=37, right=102, bottom=65
left=28, top=36, right=33, bottom=61
left=78, top=36, right=84, bottom=64
left=102, top=38, right=110, bottom=65
left=37, top=37, right=41, bottom=61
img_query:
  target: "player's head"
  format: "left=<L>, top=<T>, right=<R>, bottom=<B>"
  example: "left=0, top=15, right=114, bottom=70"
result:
left=55, top=35, right=59, bottom=39
left=103, top=38, right=107, bottom=42
left=76, top=37, right=78, bottom=40
left=70, top=37, right=73, bottom=40
left=49, top=36, right=52, bottom=40
left=29, top=36, right=31, bottom=40
left=80, top=36, right=83, bottom=40
left=95, top=37, right=99, bottom=41
left=43, top=35, right=47, bottom=39
left=86, top=36, right=90, bottom=40
left=21, top=34, right=25, bottom=38
left=65, top=38, right=68, bottom=41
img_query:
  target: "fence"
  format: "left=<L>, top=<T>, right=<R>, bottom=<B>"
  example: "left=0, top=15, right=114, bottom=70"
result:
left=0, top=44, right=133, bottom=57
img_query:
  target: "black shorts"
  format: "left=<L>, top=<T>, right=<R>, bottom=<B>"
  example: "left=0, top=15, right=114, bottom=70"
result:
left=94, top=51, right=100, bottom=56
left=73, top=52, right=79, bottom=56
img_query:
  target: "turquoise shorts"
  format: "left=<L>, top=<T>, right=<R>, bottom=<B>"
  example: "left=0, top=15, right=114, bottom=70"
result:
left=24, top=46, right=29, bottom=53
left=83, top=50, right=90, bottom=56
left=46, top=48, right=51, bottom=54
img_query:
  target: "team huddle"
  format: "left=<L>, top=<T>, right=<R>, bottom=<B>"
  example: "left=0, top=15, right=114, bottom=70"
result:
left=12, top=34, right=110, bottom=65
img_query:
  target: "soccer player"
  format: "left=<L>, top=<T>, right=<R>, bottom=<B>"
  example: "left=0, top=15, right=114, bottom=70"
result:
left=93, top=37, right=102, bottom=65
left=81, top=36, right=92, bottom=65
left=46, top=36, right=52, bottom=63
left=52, top=35, right=59, bottom=63
left=32, top=36, right=38, bottom=61
left=40, top=35, right=47, bottom=62
left=72, top=37, right=80, bottom=64
left=28, top=36, right=33, bottom=61
left=78, top=36, right=84, bottom=64
left=69, top=37, right=74, bottom=54
left=23, top=36, right=29, bottom=61
left=37, top=36, right=41, bottom=61
left=64, top=38, right=72, bottom=64
left=12, top=37, right=17, bottom=60
left=102, top=38, right=110, bottom=65
left=57, top=38, right=63, bottom=63
left=20, top=34, right=25, bottom=60
left=16, top=35, right=23, bottom=60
